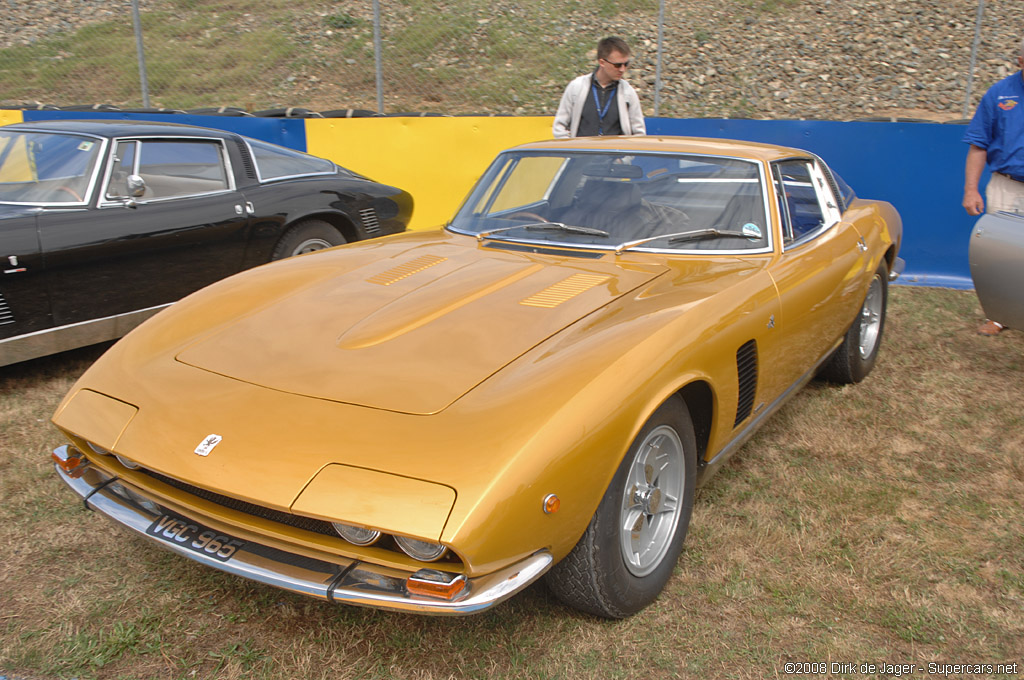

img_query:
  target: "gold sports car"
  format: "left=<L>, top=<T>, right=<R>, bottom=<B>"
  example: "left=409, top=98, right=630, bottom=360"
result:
left=51, top=136, right=903, bottom=618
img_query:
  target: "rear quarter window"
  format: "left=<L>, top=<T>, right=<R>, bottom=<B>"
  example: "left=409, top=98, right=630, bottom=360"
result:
left=247, top=139, right=336, bottom=181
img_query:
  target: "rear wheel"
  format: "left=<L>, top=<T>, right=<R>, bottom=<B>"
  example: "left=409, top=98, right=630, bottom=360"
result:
left=271, top=219, right=346, bottom=260
left=545, top=398, right=696, bottom=618
left=820, top=261, right=888, bottom=384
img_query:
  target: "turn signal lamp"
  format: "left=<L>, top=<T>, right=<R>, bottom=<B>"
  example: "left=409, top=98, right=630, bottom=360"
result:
left=543, top=493, right=560, bottom=514
left=52, top=445, right=88, bottom=479
left=406, top=569, right=467, bottom=600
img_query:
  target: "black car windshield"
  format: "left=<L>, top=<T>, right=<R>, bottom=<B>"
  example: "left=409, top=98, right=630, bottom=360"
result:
left=0, top=130, right=102, bottom=204
left=449, top=150, right=770, bottom=253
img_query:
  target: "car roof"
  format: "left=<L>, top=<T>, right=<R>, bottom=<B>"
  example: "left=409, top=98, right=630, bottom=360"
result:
left=3, top=118, right=241, bottom=140
left=512, top=135, right=813, bottom=162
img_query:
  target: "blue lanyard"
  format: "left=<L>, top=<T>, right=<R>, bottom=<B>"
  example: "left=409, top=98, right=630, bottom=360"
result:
left=591, top=81, right=617, bottom=135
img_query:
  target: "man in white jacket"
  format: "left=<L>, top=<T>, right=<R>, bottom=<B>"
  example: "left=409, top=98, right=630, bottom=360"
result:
left=553, top=36, right=646, bottom=138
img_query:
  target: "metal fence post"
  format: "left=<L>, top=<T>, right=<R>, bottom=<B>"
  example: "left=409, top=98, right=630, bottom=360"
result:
left=131, top=0, right=151, bottom=108
left=373, top=0, right=384, bottom=114
left=654, top=0, right=664, bottom=117
left=963, top=0, right=985, bottom=118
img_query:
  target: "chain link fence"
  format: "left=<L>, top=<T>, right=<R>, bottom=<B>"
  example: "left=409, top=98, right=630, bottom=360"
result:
left=1, top=0, right=1022, bottom=120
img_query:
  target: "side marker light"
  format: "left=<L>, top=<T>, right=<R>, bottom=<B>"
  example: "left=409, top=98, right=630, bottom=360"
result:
left=543, top=493, right=560, bottom=514
left=52, top=445, right=89, bottom=479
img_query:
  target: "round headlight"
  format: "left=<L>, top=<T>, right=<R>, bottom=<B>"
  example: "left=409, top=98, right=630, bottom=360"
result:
left=115, top=455, right=141, bottom=470
left=86, top=441, right=112, bottom=456
left=332, top=522, right=381, bottom=546
left=394, top=535, right=448, bottom=562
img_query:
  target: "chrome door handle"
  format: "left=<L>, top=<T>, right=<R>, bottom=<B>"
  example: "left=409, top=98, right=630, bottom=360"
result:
left=4, top=255, right=26, bottom=274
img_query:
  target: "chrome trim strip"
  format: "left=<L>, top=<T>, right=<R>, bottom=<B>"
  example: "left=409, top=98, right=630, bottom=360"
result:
left=0, top=304, right=169, bottom=367
left=52, top=448, right=553, bottom=615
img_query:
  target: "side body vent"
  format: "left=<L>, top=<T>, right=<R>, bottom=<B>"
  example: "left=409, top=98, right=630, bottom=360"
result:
left=233, top=139, right=258, bottom=181
left=0, top=292, right=14, bottom=326
left=734, top=340, right=758, bottom=427
left=359, top=207, right=381, bottom=234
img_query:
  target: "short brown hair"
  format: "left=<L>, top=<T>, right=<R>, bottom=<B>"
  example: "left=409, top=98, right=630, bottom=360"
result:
left=597, top=36, right=630, bottom=61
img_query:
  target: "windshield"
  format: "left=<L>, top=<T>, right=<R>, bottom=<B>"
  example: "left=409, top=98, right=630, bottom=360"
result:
left=0, top=130, right=103, bottom=204
left=449, top=150, right=771, bottom=253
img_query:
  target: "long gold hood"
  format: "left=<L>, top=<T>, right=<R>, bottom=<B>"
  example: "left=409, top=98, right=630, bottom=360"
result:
left=175, top=234, right=668, bottom=415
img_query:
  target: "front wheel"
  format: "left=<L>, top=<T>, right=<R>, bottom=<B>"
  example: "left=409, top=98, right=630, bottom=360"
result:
left=545, top=398, right=696, bottom=618
left=820, top=261, right=888, bottom=384
left=271, top=219, right=346, bottom=260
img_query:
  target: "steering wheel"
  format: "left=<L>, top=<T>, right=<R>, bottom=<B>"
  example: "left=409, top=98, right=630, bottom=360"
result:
left=57, top=186, right=84, bottom=202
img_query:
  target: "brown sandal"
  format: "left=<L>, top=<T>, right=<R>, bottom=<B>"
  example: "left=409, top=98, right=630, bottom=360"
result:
left=977, top=319, right=1005, bottom=336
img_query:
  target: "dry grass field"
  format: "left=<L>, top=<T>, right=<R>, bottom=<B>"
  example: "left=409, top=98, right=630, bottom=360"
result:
left=1, top=285, right=1022, bottom=680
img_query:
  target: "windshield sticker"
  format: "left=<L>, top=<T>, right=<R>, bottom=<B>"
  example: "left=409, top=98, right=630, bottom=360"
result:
left=742, top=223, right=763, bottom=239
left=77, top=141, right=95, bottom=152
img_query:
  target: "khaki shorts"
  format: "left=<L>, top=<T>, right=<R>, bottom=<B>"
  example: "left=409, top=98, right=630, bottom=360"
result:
left=986, top=172, right=1024, bottom=214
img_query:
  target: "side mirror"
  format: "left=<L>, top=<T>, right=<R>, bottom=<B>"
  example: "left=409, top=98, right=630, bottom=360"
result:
left=126, top=174, right=147, bottom=198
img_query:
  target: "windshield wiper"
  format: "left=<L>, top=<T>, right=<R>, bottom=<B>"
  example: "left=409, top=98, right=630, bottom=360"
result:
left=477, top=221, right=610, bottom=241
left=615, top=228, right=754, bottom=255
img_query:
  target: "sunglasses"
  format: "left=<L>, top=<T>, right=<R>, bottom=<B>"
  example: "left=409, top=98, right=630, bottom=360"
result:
left=601, top=58, right=630, bottom=69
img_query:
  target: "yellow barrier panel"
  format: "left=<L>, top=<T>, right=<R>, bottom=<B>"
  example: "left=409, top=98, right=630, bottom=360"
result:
left=0, top=134, right=35, bottom=181
left=0, top=110, right=25, bottom=126
left=305, top=116, right=553, bottom=231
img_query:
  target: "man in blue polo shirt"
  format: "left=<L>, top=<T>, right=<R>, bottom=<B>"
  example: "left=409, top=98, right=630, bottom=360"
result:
left=962, top=38, right=1024, bottom=335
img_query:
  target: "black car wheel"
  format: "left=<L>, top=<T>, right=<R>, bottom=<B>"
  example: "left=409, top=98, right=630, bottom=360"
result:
left=820, top=261, right=889, bottom=384
left=545, top=397, right=696, bottom=619
left=272, top=219, right=347, bottom=260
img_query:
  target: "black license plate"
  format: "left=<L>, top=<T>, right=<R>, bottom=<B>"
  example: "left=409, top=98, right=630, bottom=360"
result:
left=146, top=513, right=246, bottom=563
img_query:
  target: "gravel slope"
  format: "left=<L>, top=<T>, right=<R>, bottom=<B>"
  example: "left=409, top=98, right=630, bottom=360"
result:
left=2, top=0, right=1023, bottom=119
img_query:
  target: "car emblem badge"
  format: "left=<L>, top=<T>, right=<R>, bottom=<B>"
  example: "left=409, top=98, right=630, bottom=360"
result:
left=194, top=434, right=223, bottom=457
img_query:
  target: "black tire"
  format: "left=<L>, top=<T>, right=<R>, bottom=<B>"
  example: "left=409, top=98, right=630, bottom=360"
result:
left=271, top=219, right=346, bottom=260
left=819, top=261, right=888, bottom=384
left=545, top=398, right=697, bottom=619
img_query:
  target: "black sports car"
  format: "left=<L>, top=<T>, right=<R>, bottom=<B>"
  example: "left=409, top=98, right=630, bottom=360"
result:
left=0, top=119, right=412, bottom=366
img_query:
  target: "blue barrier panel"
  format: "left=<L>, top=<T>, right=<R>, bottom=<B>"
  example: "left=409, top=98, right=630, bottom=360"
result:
left=648, top=118, right=979, bottom=289
left=20, top=110, right=308, bottom=151
left=10, top=111, right=983, bottom=288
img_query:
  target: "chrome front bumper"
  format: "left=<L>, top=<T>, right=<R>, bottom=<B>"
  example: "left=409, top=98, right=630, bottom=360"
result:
left=53, top=445, right=552, bottom=615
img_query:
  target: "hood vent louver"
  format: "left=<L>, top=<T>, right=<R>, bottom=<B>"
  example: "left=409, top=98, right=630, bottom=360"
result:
left=520, top=273, right=609, bottom=308
left=366, top=254, right=447, bottom=286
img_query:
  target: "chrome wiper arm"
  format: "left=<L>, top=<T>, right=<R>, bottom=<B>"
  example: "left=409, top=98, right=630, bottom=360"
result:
left=477, top=221, right=610, bottom=241
left=525, top=222, right=610, bottom=237
left=476, top=224, right=528, bottom=241
left=614, top=228, right=752, bottom=255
